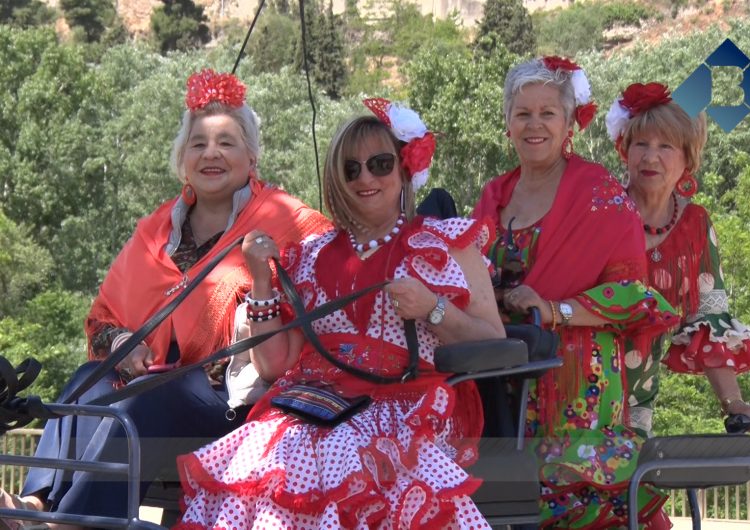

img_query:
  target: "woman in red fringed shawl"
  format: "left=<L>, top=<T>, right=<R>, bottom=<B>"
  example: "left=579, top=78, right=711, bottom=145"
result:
left=605, top=82, right=750, bottom=438
left=0, top=70, right=330, bottom=527
left=471, top=57, right=678, bottom=529
left=174, top=100, right=506, bottom=529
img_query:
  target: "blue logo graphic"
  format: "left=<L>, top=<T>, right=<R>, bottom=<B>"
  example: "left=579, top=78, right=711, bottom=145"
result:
left=672, top=38, right=750, bottom=133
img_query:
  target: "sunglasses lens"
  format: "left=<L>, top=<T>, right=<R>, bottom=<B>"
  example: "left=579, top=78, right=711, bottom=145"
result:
left=343, top=160, right=361, bottom=182
left=367, top=153, right=395, bottom=177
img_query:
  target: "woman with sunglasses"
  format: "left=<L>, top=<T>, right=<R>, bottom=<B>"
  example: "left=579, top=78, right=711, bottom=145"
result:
left=174, top=99, right=506, bottom=530
left=472, top=58, right=677, bottom=529
left=606, top=82, right=750, bottom=438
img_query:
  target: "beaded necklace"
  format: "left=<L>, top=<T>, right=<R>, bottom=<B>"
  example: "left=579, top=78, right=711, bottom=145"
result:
left=348, top=214, right=406, bottom=253
left=643, top=193, right=678, bottom=235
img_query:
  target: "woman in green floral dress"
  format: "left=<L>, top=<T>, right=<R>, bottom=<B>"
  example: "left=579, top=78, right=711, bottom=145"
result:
left=605, top=82, right=750, bottom=438
left=472, top=58, right=678, bottom=528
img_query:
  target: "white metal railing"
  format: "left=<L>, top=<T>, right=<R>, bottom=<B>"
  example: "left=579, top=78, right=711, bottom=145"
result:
left=1, top=429, right=749, bottom=521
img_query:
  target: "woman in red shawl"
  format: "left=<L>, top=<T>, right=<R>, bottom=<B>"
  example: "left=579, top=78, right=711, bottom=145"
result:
left=0, top=69, right=329, bottom=527
left=472, top=57, right=677, bottom=529
left=605, top=82, right=750, bottom=437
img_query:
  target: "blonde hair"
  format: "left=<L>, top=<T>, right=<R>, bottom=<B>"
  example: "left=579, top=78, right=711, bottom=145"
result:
left=620, top=102, right=707, bottom=174
left=170, top=101, right=261, bottom=183
left=323, top=116, right=415, bottom=232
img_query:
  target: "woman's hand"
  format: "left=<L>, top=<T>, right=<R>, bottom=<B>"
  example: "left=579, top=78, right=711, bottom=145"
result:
left=116, top=343, right=154, bottom=381
left=503, top=285, right=552, bottom=323
left=384, top=278, right=438, bottom=321
left=242, top=230, right=280, bottom=287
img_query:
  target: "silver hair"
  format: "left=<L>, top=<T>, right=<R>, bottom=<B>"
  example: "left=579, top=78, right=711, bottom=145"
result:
left=169, top=101, right=261, bottom=183
left=503, top=58, right=577, bottom=127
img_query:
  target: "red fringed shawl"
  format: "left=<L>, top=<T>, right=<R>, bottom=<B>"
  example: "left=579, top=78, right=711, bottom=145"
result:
left=85, top=179, right=331, bottom=366
left=472, top=155, right=658, bottom=428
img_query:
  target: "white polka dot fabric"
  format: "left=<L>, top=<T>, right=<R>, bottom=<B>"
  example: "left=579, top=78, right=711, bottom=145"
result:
left=175, top=218, right=491, bottom=530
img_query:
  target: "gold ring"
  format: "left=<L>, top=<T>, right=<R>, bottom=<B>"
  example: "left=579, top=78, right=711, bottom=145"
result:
left=392, top=299, right=400, bottom=309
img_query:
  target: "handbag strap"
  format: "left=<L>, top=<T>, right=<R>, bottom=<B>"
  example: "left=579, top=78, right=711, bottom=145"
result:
left=64, top=237, right=245, bottom=404
left=275, top=259, right=418, bottom=384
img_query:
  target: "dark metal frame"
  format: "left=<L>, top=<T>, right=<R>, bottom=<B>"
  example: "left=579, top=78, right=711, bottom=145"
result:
left=0, top=403, right=162, bottom=530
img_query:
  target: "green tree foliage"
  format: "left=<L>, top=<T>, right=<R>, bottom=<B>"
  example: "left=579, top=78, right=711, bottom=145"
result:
left=406, top=44, right=517, bottom=212
left=473, top=0, right=536, bottom=57
left=0, top=290, right=89, bottom=405
left=533, top=0, right=650, bottom=56
left=313, top=3, right=347, bottom=99
left=0, top=0, right=55, bottom=28
left=60, top=0, right=116, bottom=42
left=348, top=0, right=467, bottom=96
left=150, top=0, right=210, bottom=54
left=247, top=12, right=297, bottom=73
left=0, top=211, right=53, bottom=319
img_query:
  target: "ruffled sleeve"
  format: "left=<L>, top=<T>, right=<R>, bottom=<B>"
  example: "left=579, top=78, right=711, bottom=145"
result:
left=277, top=231, right=336, bottom=321
left=576, top=280, right=680, bottom=335
left=663, top=220, right=750, bottom=374
left=401, top=217, right=491, bottom=310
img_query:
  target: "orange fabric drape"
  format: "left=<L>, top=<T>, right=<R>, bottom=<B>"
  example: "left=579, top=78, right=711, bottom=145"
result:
left=86, top=179, right=331, bottom=366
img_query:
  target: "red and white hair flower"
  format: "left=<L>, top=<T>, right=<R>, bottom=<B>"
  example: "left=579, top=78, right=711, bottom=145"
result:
left=185, top=69, right=246, bottom=112
left=542, top=56, right=598, bottom=131
left=363, top=98, right=436, bottom=190
left=605, top=82, right=672, bottom=146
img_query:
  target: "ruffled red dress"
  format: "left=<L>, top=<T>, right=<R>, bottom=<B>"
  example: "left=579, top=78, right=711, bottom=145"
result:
left=175, top=217, right=493, bottom=530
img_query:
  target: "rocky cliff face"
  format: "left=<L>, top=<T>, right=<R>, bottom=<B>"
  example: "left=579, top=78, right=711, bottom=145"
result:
left=112, top=0, right=570, bottom=35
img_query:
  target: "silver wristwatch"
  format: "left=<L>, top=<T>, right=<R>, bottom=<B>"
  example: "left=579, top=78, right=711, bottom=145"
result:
left=428, top=296, right=446, bottom=325
left=559, top=302, right=573, bottom=326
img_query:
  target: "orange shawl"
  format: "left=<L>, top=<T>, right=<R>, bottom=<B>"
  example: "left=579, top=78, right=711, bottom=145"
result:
left=86, top=179, right=331, bottom=366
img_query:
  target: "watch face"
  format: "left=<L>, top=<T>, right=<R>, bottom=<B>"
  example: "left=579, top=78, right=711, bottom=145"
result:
left=429, top=297, right=445, bottom=324
left=560, top=303, right=573, bottom=319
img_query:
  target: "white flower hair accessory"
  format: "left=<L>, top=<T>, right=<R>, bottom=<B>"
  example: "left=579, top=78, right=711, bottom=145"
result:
left=363, top=98, right=436, bottom=191
left=605, top=99, right=632, bottom=143
left=541, top=56, right=598, bottom=131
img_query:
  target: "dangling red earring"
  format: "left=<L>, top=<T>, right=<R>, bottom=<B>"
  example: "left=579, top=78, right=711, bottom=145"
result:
left=505, top=130, right=511, bottom=138
left=675, top=170, right=698, bottom=198
left=181, top=183, right=197, bottom=205
left=561, top=130, right=574, bottom=160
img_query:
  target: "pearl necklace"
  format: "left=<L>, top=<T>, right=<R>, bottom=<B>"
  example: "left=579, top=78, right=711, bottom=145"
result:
left=349, top=214, right=406, bottom=253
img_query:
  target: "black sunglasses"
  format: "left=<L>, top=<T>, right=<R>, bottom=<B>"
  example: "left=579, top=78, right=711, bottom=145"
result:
left=344, top=153, right=396, bottom=182
left=489, top=216, right=526, bottom=290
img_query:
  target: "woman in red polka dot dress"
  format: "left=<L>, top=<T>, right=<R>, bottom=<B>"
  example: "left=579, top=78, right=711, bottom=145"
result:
left=174, top=100, right=506, bottom=530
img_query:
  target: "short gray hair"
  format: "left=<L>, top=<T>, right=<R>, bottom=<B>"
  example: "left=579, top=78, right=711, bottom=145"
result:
left=170, top=101, right=261, bottom=183
left=503, top=58, right=576, bottom=127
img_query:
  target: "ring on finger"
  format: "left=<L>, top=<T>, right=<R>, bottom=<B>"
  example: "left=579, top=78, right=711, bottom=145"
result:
left=392, top=299, right=400, bottom=309
left=119, top=367, right=133, bottom=380
left=255, top=236, right=265, bottom=245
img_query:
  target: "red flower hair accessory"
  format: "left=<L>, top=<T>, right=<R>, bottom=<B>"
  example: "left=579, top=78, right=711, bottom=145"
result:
left=541, top=56, right=598, bottom=131
left=606, top=82, right=672, bottom=145
left=363, top=98, right=435, bottom=190
left=185, top=69, right=247, bottom=112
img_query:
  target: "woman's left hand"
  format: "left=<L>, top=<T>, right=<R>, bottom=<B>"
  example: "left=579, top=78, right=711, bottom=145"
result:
left=384, top=278, right=439, bottom=321
left=503, top=285, right=552, bottom=323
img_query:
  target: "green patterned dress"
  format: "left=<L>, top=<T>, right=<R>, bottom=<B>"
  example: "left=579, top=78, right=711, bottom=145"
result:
left=491, top=222, right=678, bottom=529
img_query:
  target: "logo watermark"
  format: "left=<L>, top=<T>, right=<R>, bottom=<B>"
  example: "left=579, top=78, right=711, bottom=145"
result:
left=672, top=38, right=750, bottom=133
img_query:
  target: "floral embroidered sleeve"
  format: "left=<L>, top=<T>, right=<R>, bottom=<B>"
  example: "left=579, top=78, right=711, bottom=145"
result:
left=575, top=280, right=679, bottom=335
left=663, top=219, right=750, bottom=374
